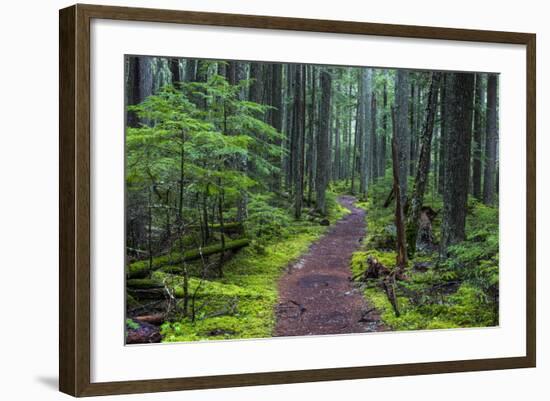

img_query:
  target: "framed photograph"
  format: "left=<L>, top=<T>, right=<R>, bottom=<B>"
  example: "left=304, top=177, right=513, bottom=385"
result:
left=59, top=4, right=536, bottom=397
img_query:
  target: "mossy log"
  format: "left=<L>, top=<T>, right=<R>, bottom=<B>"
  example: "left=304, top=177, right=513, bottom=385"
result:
left=128, top=288, right=167, bottom=300
left=127, top=278, right=163, bottom=289
left=186, top=222, right=244, bottom=234
left=127, top=238, right=250, bottom=279
left=158, top=266, right=184, bottom=274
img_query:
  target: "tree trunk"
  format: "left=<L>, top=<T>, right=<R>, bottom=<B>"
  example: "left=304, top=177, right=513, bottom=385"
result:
left=306, top=66, right=317, bottom=206
left=333, top=82, right=341, bottom=181
left=294, top=65, right=306, bottom=219
left=270, top=64, right=283, bottom=192
left=284, top=64, right=295, bottom=192
left=370, top=91, right=378, bottom=181
left=315, top=69, right=332, bottom=215
left=346, top=79, right=353, bottom=183
left=438, top=75, right=447, bottom=195
left=184, top=59, right=197, bottom=82
left=483, top=74, right=498, bottom=205
left=440, top=73, right=475, bottom=257
left=472, top=73, right=484, bottom=199
left=169, top=58, right=181, bottom=87
left=409, top=81, right=416, bottom=176
left=379, top=78, right=388, bottom=178
left=405, top=72, right=441, bottom=256
left=359, top=69, right=372, bottom=198
left=395, top=70, right=410, bottom=204
left=126, top=56, right=153, bottom=127
left=249, top=63, right=263, bottom=104
left=351, top=74, right=362, bottom=195
left=391, top=108, right=408, bottom=272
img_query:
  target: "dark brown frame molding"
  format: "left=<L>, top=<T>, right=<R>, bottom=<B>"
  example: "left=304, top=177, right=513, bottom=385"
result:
left=59, top=3, right=536, bottom=397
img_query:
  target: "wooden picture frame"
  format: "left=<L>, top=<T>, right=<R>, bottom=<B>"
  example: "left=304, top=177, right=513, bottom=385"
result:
left=59, top=3, right=536, bottom=397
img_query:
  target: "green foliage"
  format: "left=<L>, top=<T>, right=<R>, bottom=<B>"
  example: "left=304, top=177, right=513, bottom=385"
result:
left=245, top=194, right=292, bottom=242
left=126, top=319, right=139, bottom=330
left=160, top=223, right=325, bottom=342
left=351, top=250, right=398, bottom=276
left=350, top=178, right=499, bottom=331
left=159, top=198, right=342, bottom=342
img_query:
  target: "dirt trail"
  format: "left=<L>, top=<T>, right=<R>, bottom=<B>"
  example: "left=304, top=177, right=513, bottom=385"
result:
left=274, top=195, right=384, bottom=337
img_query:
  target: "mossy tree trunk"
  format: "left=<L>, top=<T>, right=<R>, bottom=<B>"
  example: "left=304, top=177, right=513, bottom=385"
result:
left=406, top=72, right=441, bottom=256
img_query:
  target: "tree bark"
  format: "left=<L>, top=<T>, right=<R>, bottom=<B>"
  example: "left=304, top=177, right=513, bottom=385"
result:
left=359, top=69, right=372, bottom=198
left=126, top=56, right=153, bottom=127
left=306, top=66, right=317, bottom=206
left=284, top=64, right=295, bottom=192
left=333, top=81, right=341, bottom=181
left=270, top=63, right=283, bottom=192
left=391, top=108, right=408, bottom=272
left=169, top=58, right=181, bottom=87
left=315, top=69, right=332, bottom=215
left=472, top=73, right=484, bottom=199
left=249, top=63, right=263, bottom=104
left=379, top=77, right=388, bottom=178
left=438, top=75, right=447, bottom=195
left=370, top=91, right=378, bottom=181
left=483, top=74, right=498, bottom=205
left=440, top=73, right=475, bottom=257
left=395, top=70, right=410, bottom=204
left=405, top=72, right=441, bottom=255
left=184, top=59, right=196, bottom=82
left=294, top=65, right=306, bottom=219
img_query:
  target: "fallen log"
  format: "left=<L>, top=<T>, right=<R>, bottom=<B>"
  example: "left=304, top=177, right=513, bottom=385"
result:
left=186, top=222, right=244, bottom=235
left=127, top=238, right=250, bottom=279
left=128, top=288, right=167, bottom=301
left=133, top=313, right=165, bottom=326
left=127, top=278, right=163, bottom=290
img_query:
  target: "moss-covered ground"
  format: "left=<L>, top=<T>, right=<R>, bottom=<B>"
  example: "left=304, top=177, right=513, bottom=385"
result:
left=346, top=173, right=499, bottom=331
left=131, top=191, right=349, bottom=342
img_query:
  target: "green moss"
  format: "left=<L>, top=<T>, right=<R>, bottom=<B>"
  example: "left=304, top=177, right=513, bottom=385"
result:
left=158, top=266, right=184, bottom=275
left=126, top=278, right=163, bottom=289
left=126, top=293, right=141, bottom=309
left=351, top=250, right=399, bottom=278
left=126, top=318, right=139, bottom=330
left=159, top=198, right=346, bottom=343
left=160, top=227, right=323, bottom=342
left=350, top=176, right=499, bottom=332
left=128, top=238, right=250, bottom=279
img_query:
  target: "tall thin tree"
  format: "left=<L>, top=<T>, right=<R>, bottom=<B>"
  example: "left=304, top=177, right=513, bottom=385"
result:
left=483, top=74, right=498, bottom=205
left=315, top=69, right=332, bottom=215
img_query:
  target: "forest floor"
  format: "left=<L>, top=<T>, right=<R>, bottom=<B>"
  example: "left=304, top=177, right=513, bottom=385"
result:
left=274, top=196, right=385, bottom=337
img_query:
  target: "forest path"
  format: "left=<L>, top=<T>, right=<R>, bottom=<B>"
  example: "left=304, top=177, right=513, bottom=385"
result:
left=274, top=195, right=384, bottom=337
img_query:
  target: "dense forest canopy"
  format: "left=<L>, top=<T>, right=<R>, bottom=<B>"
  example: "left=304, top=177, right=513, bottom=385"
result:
left=124, top=56, right=499, bottom=343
